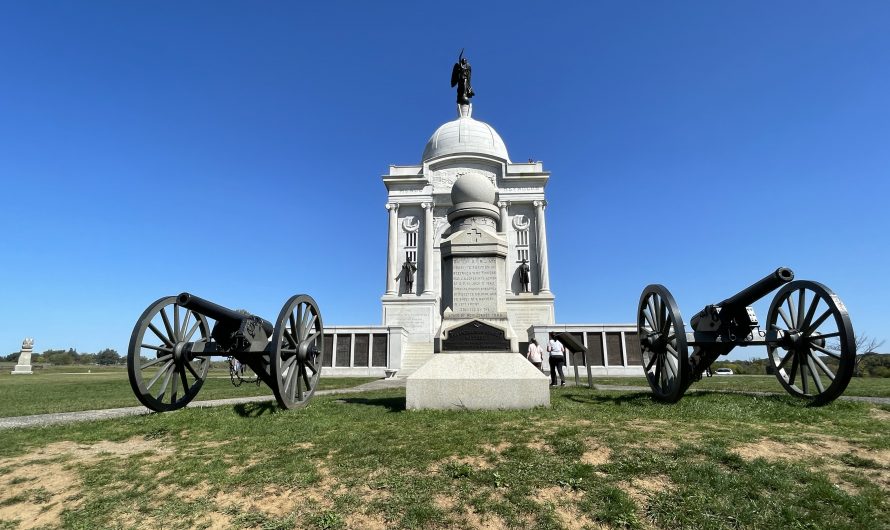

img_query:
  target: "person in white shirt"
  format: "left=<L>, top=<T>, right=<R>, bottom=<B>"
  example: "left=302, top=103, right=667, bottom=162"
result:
left=546, top=333, right=566, bottom=387
left=526, top=338, right=543, bottom=372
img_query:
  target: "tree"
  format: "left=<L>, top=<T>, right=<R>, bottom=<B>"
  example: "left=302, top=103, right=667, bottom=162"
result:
left=79, top=353, right=97, bottom=364
left=95, top=348, right=121, bottom=365
left=831, top=334, right=886, bottom=377
left=852, top=335, right=885, bottom=376
left=47, top=350, right=74, bottom=365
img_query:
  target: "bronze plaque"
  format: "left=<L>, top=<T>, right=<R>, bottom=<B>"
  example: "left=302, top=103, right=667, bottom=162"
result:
left=442, top=320, right=510, bottom=351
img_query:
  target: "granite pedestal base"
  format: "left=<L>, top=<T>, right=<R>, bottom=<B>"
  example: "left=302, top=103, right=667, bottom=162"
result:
left=406, top=353, right=549, bottom=410
left=10, top=365, right=33, bottom=375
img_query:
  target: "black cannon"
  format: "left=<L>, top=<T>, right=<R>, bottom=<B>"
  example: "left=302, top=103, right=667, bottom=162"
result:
left=637, top=267, right=855, bottom=405
left=127, top=293, right=324, bottom=412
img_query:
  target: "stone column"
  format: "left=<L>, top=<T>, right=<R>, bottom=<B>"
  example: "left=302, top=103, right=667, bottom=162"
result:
left=534, top=200, right=551, bottom=294
left=421, top=202, right=434, bottom=295
left=497, top=201, right=511, bottom=295
left=385, top=203, right=399, bottom=295
left=497, top=201, right=509, bottom=232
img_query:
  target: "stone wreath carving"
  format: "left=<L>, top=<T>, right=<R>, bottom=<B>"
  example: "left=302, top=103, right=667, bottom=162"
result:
left=401, top=216, right=420, bottom=232
left=512, top=214, right=530, bottom=230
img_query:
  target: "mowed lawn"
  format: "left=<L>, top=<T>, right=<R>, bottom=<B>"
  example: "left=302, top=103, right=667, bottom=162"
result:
left=0, top=386, right=887, bottom=530
left=0, top=366, right=376, bottom=417
left=1, top=368, right=887, bottom=418
left=590, top=374, right=890, bottom=398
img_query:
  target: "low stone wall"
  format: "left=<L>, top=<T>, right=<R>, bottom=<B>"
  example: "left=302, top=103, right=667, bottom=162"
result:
left=528, top=324, right=645, bottom=375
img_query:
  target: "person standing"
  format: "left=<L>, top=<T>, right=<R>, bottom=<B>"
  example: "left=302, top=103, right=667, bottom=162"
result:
left=526, top=338, right=543, bottom=372
left=547, top=333, right=567, bottom=387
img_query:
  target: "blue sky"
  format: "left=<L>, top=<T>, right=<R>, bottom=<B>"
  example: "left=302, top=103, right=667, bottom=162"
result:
left=1, top=1, right=888, bottom=360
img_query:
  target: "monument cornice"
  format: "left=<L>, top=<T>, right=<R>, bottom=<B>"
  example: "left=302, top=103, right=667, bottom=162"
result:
left=382, top=176, right=429, bottom=192
left=424, top=153, right=507, bottom=174
left=497, top=193, right=546, bottom=203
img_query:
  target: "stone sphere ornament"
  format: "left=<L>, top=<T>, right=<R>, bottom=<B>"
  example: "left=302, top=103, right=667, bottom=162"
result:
left=447, top=173, right=500, bottom=224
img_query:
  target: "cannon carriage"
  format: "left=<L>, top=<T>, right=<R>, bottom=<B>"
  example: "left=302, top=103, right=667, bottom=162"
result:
left=637, top=268, right=856, bottom=405
left=127, top=293, right=324, bottom=412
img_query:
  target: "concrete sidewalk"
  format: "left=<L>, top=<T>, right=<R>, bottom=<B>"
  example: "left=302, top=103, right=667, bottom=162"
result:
left=0, top=378, right=407, bottom=431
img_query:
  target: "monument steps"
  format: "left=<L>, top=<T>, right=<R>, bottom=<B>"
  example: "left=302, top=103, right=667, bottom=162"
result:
left=398, top=342, right=435, bottom=377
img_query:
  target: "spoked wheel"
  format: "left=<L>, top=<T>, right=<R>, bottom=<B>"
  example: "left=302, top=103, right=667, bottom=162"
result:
left=271, top=294, right=324, bottom=409
left=128, top=296, right=212, bottom=412
left=638, top=285, right=689, bottom=403
left=767, top=280, right=855, bottom=405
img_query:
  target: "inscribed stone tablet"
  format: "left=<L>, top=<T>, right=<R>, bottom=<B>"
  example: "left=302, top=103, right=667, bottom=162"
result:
left=452, top=256, right=498, bottom=314
left=442, top=320, right=510, bottom=351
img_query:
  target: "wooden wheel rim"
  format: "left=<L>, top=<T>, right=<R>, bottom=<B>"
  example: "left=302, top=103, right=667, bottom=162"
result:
left=270, top=294, right=324, bottom=409
left=638, top=284, right=689, bottom=403
left=127, top=296, right=211, bottom=412
left=766, top=280, right=855, bottom=405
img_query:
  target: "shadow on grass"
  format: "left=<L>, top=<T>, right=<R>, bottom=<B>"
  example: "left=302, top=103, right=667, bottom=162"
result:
left=565, top=392, right=654, bottom=406
left=233, top=401, right=280, bottom=417
left=337, top=396, right=406, bottom=412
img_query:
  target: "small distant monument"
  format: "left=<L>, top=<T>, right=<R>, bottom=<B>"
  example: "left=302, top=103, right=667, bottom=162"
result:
left=11, top=338, right=34, bottom=375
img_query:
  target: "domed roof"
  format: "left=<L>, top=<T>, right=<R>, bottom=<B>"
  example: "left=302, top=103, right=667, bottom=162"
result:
left=422, top=108, right=510, bottom=162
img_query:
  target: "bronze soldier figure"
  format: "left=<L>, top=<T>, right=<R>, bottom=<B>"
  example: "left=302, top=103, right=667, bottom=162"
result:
left=519, top=259, right=530, bottom=292
left=402, top=260, right=417, bottom=294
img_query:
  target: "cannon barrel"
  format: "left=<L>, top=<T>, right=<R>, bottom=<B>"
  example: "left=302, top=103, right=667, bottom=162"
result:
left=719, top=267, right=794, bottom=311
left=177, top=292, right=274, bottom=336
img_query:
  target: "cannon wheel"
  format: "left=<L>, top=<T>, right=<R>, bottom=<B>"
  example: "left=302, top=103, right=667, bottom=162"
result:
left=766, top=280, right=855, bottom=405
left=638, top=285, right=689, bottom=403
left=127, top=296, right=212, bottom=412
left=271, top=294, right=324, bottom=409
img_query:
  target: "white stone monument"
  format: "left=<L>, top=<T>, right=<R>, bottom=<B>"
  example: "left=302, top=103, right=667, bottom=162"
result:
left=406, top=173, right=549, bottom=410
left=11, top=338, right=34, bottom=375
left=381, top=101, right=555, bottom=376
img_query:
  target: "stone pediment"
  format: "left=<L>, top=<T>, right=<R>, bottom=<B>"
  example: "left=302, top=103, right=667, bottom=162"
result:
left=441, top=224, right=507, bottom=260
left=448, top=226, right=500, bottom=246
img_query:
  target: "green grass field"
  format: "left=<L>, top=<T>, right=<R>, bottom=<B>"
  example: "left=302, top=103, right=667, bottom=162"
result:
left=1, top=368, right=887, bottom=419
left=0, top=386, right=886, bottom=530
left=0, top=366, right=376, bottom=418
left=589, top=374, right=890, bottom=398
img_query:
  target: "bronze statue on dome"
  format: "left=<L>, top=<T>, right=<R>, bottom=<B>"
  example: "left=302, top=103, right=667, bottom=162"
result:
left=451, top=49, right=475, bottom=105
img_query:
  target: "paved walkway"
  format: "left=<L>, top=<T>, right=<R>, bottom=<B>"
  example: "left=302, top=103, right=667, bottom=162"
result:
left=0, top=378, right=407, bottom=431
left=1, top=378, right=885, bottom=431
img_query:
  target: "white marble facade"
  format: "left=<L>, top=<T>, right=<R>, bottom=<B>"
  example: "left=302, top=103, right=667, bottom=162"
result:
left=381, top=104, right=555, bottom=346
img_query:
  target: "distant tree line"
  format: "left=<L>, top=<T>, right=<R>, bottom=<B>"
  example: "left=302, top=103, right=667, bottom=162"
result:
left=712, top=354, right=890, bottom=378
left=711, top=333, right=889, bottom=378
left=1, top=348, right=121, bottom=365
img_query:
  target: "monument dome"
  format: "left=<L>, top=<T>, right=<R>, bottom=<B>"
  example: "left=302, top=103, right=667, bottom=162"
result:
left=421, top=107, right=510, bottom=162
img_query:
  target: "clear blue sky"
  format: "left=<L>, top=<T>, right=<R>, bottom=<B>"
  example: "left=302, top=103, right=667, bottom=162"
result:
left=2, top=1, right=888, bottom=360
